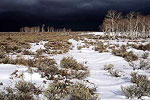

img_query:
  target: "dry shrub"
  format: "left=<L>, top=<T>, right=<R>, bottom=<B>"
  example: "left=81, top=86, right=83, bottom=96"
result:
left=59, top=68, right=89, bottom=80
left=108, top=69, right=121, bottom=77
left=121, top=85, right=141, bottom=99
left=77, top=45, right=86, bottom=50
left=36, top=49, right=44, bottom=55
left=44, top=41, right=71, bottom=54
left=69, top=83, right=99, bottom=100
left=132, top=43, right=150, bottom=51
left=72, top=70, right=90, bottom=79
left=130, top=72, right=148, bottom=86
left=124, top=51, right=138, bottom=62
left=0, top=54, right=14, bottom=64
left=142, top=52, right=149, bottom=59
left=129, top=62, right=137, bottom=70
left=44, top=81, right=69, bottom=100
left=112, top=45, right=127, bottom=57
left=0, top=81, right=41, bottom=100
left=0, top=55, right=59, bottom=80
left=44, top=81, right=99, bottom=100
left=23, top=50, right=34, bottom=55
left=60, top=57, right=89, bottom=79
left=13, top=58, right=35, bottom=67
left=35, top=57, right=59, bottom=80
left=0, top=41, right=27, bottom=54
left=139, top=60, right=150, bottom=70
left=122, top=73, right=150, bottom=99
left=104, top=64, right=114, bottom=70
left=95, top=41, right=106, bottom=53
left=60, top=57, right=87, bottom=71
left=15, top=81, right=41, bottom=95
left=112, top=45, right=138, bottom=62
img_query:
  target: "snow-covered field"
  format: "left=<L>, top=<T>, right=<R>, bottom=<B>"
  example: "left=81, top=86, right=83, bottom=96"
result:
left=0, top=32, right=150, bottom=100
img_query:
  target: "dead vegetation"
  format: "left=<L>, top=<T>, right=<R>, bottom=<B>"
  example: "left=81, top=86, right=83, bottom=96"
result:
left=44, top=81, right=99, bottom=100
left=131, top=43, right=150, bottom=51
left=112, top=45, right=138, bottom=61
left=122, top=73, right=150, bottom=99
left=0, top=80, right=41, bottom=100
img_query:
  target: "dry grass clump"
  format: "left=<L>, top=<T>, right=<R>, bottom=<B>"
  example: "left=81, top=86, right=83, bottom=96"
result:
left=122, top=73, right=150, bottom=99
left=60, top=57, right=89, bottom=79
left=121, top=85, right=141, bottom=99
left=112, top=45, right=138, bottom=62
left=131, top=43, right=150, bottom=51
left=142, top=52, right=149, bottom=59
left=44, top=81, right=69, bottom=100
left=72, top=70, right=90, bottom=79
left=44, top=41, right=72, bottom=54
left=139, top=60, right=150, bottom=70
left=124, top=51, right=138, bottom=62
left=129, top=59, right=150, bottom=70
left=112, top=45, right=127, bottom=57
left=60, top=57, right=87, bottom=71
left=0, top=32, right=75, bottom=56
left=129, top=62, right=137, bottom=70
left=95, top=41, right=106, bottom=53
left=69, top=83, right=99, bottom=100
left=104, top=64, right=121, bottom=77
left=0, top=53, right=14, bottom=64
left=0, top=39, right=30, bottom=54
left=137, top=43, right=150, bottom=51
left=77, top=45, right=87, bottom=50
left=108, top=69, right=121, bottom=77
left=0, top=55, right=59, bottom=80
left=44, top=81, right=99, bottom=100
left=0, top=81, right=41, bottom=100
left=130, top=72, right=148, bottom=85
left=59, top=68, right=90, bottom=80
left=104, top=64, right=114, bottom=70
left=35, top=57, right=59, bottom=80
left=22, top=50, right=34, bottom=55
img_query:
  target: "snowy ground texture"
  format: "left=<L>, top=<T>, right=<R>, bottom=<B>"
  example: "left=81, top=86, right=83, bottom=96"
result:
left=0, top=32, right=150, bottom=100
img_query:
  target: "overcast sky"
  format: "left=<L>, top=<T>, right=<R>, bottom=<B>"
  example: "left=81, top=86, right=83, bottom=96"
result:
left=0, top=0, right=150, bottom=31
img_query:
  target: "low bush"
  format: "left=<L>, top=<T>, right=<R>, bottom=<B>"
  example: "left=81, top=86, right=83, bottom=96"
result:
left=104, top=64, right=114, bottom=70
left=112, top=45, right=138, bottom=62
left=95, top=41, right=106, bottom=53
left=130, top=73, right=148, bottom=86
left=0, top=81, right=41, bottom=100
left=124, top=51, right=138, bottom=62
left=108, top=69, right=121, bottom=77
left=60, top=57, right=87, bottom=71
left=44, top=41, right=71, bottom=54
left=121, top=85, right=142, bottom=99
left=139, top=60, right=150, bottom=70
left=142, top=52, right=149, bottom=59
left=129, top=62, right=137, bottom=70
left=71, top=70, right=90, bottom=79
left=44, top=81, right=69, bottom=100
left=44, top=81, right=99, bottom=100
left=36, top=49, right=44, bottom=56
left=69, top=83, right=99, bottom=100
left=122, top=73, right=150, bottom=99
left=0, top=54, right=15, bottom=64
left=59, top=68, right=90, bottom=80
left=23, top=50, right=34, bottom=55
left=35, top=57, right=59, bottom=80
left=134, top=43, right=150, bottom=51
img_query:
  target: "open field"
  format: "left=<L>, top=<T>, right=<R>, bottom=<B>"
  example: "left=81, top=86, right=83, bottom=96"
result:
left=0, top=32, right=150, bottom=100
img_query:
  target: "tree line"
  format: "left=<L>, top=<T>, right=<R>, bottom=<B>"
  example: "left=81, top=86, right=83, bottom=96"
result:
left=101, top=10, right=150, bottom=38
left=20, top=24, right=72, bottom=33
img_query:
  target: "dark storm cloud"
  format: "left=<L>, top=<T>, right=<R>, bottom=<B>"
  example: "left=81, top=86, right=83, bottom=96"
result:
left=0, top=0, right=150, bottom=16
left=0, top=0, right=150, bottom=32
